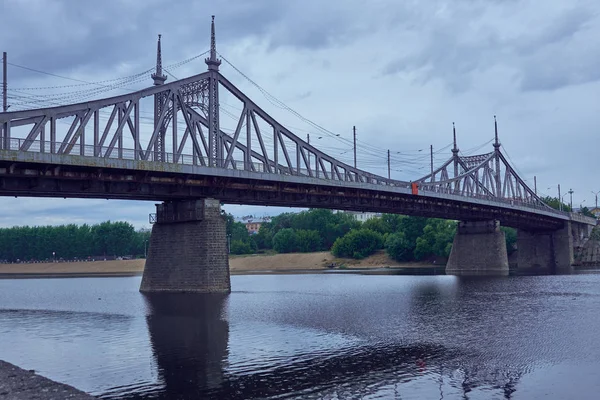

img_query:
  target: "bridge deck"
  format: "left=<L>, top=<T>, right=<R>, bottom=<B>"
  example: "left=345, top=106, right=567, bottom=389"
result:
left=0, top=148, right=582, bottom=231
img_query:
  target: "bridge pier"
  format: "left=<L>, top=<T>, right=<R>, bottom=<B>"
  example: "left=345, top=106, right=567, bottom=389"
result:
left=446, top=220, right=509, bottom=276
left=517, top=222, right=574, bottom=274
left=140, top=199, right=231, bottom=293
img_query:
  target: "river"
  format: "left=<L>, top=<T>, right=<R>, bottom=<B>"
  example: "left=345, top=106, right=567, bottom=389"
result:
left=1, top=273, right=600, bottom=399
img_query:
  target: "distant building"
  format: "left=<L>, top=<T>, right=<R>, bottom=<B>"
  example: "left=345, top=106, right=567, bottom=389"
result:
left=235, top=215, right=272, bottom=234
left=336, top=210, right=382, bottom=222
left=590, top=207, right=600, bottom=218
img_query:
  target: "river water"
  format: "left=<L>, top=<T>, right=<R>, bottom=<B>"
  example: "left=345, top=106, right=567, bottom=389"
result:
left=1, top=273, right=600, bottom=399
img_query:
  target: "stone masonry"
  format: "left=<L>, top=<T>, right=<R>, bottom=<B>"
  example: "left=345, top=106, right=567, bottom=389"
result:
left=517, top=222, right=574, bottom=274
left=576, top=226, right=600, bottom=267
left=140, top=199, right=230, bottom=293
left=446, top=220, right=509, bottom=276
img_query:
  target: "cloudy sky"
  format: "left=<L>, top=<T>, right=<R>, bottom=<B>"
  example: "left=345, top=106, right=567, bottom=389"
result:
left=1, top=0, right=599, bottom=229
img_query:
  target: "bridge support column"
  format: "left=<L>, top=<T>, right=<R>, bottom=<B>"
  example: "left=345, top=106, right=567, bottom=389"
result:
left=140, top=198, right=230, bottom=293
left=517, top=222, right=573, bottom=274
left=446, top=220, right=509, bottom=276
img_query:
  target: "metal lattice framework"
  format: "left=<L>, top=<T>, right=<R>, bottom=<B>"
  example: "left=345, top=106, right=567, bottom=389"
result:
left=0, top=17, right=558, bottom=215
left=416, top=122, right=550, bottom=209
left=0, top=22, right=397, bottom=188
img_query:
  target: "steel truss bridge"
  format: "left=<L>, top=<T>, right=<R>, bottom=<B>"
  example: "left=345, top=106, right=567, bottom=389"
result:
left=0, top=18, right=592, bottom=231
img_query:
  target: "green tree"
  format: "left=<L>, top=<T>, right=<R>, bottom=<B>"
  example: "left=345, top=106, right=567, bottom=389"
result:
left=230, top=240, right=252, bottom=255
left=501, top=226, right=517, bottom=255
left=362, top=217, right=392, bottom=235
left=272, top=228, right=299, bottom=253
left=296, top=229, right=321, bottom=252
left=331, top=229, right=384, bottom=259
left=579, top=206, right=597, bottom=219
left=541, top=196, right=572, bottom=212
left=254, top=225, right=274, bottom=249
left=414, top=219, right=457, bottom=260
left=385, top=232, right=412, bottom=262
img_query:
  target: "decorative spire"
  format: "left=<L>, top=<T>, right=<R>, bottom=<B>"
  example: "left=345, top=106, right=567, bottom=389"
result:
left=493, top=115, right=500, bottom=150
left=452, top=122, right=459, bottom=155
left=205, top=15, right=222, bottom=71
left=151, top=34, right=167, bottom=85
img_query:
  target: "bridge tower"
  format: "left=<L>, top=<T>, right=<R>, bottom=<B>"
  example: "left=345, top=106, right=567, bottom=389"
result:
left=205, top=15, right=221, bottom=168
left=446, top=118, right=509, bottom=276
left=141, top=18, right=230, bottom=294
left=152, top=34, right=168, bottom=162
left=451, top=123, right=459, bottom=193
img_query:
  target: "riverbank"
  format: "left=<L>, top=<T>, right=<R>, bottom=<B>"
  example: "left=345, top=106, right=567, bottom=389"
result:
left=0, top=360, right=96, bottom=399
left=0, top=251, right=440, bottom=278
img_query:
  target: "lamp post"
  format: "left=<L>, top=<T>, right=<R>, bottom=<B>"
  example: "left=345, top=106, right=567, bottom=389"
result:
left=561, top=193, right=569, bottom=212
left=568, top=188, right=574, bottom=211
left=227, top=234, right=231, bottom=254
left=592, top=190, right=600, bottom=210
left=144, top=240, right=148, bottom=258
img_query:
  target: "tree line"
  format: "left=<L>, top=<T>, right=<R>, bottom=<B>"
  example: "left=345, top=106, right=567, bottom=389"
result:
left=0, top=221, right=151, bottom=262
left=8, top=198, right=594, bottom=263
left=227, top=209, right=518, bottom=262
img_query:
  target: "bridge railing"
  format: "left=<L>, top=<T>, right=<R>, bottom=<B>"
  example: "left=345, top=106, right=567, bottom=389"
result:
left=0, top=137, right=572, bottom=217
left=415, top=183, right=566, bottom=216
left=1, top=138, right=409, bottom=186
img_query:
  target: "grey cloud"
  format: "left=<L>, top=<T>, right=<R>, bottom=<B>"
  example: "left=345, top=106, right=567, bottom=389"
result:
left=1, top=0, right=599, bottom=223
left=382, top=2, right=600, bottom=92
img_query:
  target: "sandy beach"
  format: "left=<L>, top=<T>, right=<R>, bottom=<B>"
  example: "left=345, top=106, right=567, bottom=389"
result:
left=0, top=250, right=438, bottom=278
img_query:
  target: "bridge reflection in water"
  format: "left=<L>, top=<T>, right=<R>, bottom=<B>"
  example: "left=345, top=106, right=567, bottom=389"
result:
left=125, top=292, right=526, bottom=400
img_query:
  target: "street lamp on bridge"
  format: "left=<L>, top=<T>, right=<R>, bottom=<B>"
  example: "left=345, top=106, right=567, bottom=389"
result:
left=568, top=189, right=574, bottom=211
left=592, top=190, right=600, bottom=210
left=561, top=192, right=569, bottom=212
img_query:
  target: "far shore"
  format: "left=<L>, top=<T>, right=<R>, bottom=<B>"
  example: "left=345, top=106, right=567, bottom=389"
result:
left=0, top=251, right=444, bottom=278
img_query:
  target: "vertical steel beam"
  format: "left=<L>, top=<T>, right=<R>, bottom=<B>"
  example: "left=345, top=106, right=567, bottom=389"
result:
left=494, top=116, right=501, bottom=198
left=50, top=117, right=56, bottom=154
left=430, top=144, right=434, bottom=176
left=118, top=106, right=123, bottom=159
left=387, top=149, right=390, bottom=179
left=205, top=16, right=221, bottom=167
left=452, top=122, right=459, bottom=193
left=133, top=102, right=139, bottom=160
left=273, top=126, right=278, bottom=174
left=40, top=125, right=45, bottom=153
left=172, top=92, right=178, bottom=163
left=245, top=110, right=251, bottom=170
left=296, top=142, right=301, bottom=175
left=93, top=110, right=99, bottom=157
left=2, top=52, right=6, bottom=113
left=79, top=115, right=85, bottom=156
left=353, top=125, right=357, bottom=168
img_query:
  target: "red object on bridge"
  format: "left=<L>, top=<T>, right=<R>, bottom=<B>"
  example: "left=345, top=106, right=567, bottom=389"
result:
left=411, top=182, right=419, bottom=195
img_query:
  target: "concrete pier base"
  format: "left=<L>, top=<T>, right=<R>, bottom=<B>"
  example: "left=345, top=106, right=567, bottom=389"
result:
left=517, top=222, right=573, bottom=274
left=446, top=220, right=509, bottom=276
left=140, top=198, right=230, bottom=293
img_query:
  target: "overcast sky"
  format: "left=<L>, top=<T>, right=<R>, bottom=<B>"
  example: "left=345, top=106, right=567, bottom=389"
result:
left=1, top=0, right=599, bottom=229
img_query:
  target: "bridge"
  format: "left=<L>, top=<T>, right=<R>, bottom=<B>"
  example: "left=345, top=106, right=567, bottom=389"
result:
left=0, top=17, right=595, bottom=292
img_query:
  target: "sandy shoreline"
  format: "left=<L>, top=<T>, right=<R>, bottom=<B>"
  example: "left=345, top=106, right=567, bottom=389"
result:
left=0, top=251, right=440, bottom=278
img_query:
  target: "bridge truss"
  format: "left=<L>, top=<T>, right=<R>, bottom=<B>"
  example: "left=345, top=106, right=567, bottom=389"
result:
left=0, top=17, right=554, bottom=214
left=416, top=122, right=548, bottom=209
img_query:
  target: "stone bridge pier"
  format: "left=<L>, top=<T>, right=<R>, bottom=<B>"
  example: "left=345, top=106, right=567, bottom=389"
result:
left=140, top=198, right=230, bottom=293
left=446, top=220, right=509, bottom=276
left=517, top=220, right=592, bottom=274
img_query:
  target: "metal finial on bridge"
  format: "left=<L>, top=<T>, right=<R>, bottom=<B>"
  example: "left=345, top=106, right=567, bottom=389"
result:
left=205, top=15, right=222, bottom=71
left=151, top=34, right=167, bottom=85
left=493, top=115, right=500, bottom=149
left=452, top=122, right=459, bottom=154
